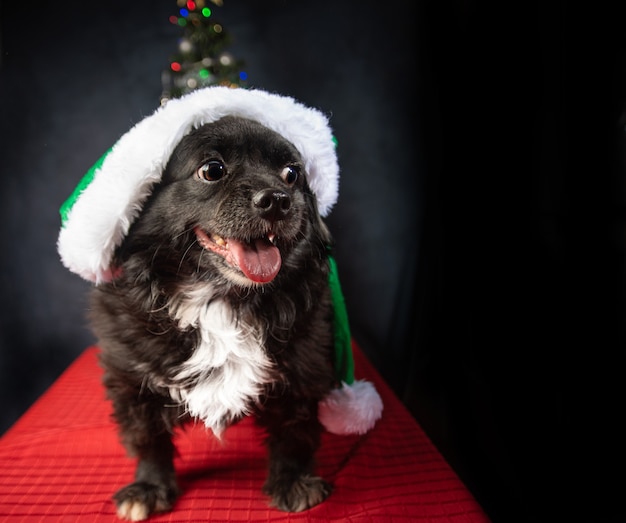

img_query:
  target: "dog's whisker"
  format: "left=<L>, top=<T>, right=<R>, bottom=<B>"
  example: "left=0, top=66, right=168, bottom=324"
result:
left=177, top=241, right=198, bottom=275
left=150, top=244, right=165, bottom=271
left=174, top=227, right=195, bottom=240
left=146, top=326, right=172, bottom=336
left=196, top=243, right=205, bottom=274
left=139, top=374, right=149, bottom=396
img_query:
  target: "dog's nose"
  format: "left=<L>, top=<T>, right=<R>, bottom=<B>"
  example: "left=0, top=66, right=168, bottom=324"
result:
left=252, top=189, right=291, bottom=221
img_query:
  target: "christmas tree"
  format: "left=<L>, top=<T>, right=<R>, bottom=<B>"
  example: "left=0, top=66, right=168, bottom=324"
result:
left=161, top=0, right=248, bottom=105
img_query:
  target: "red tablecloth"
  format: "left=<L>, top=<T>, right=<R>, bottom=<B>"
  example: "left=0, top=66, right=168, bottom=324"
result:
left=0, top=342, right=490, bottom=522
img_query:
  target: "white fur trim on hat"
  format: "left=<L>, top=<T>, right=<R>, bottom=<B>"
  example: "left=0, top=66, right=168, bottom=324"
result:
left=57, top=86, right=339, bottom=284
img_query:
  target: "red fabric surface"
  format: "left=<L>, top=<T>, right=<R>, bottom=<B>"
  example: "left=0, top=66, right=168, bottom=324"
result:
left=0, top=343, right=490, bottom=522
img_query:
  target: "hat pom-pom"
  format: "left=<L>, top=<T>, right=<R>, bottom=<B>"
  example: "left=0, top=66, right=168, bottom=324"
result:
left=318, top=380, right=383, bottom=435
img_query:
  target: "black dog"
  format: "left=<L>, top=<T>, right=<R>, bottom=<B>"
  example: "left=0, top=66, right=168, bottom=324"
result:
left=89, top=115, right=337, bottom=521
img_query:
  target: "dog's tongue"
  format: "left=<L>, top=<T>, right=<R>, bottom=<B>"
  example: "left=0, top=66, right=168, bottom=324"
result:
left=229, top=238, right=281, bottom=283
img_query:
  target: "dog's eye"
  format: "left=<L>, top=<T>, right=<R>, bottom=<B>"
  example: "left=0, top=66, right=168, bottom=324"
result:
left=281, top=165, right=300, bottom=185
left=197, top=160, right=225, bottom=181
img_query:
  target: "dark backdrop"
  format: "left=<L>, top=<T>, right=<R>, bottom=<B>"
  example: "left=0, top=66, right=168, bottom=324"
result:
left=2, top=2, right=626, bottom=523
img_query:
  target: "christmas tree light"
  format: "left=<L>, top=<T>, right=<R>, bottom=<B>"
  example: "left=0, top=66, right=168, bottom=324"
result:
left=161, top=0, right=247, bottom=105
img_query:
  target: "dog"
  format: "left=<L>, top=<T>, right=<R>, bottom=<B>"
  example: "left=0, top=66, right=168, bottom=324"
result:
left=88, top=115, right=338, bottom=521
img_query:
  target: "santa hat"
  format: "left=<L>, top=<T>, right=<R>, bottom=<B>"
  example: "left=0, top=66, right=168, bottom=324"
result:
left=57, top=86, right=382, bottom=435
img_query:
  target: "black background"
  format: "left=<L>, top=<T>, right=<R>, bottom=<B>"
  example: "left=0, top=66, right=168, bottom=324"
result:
left=1, top=2, right=625, bottom=522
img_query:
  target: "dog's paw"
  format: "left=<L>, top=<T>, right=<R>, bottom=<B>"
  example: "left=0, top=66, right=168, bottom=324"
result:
left=265, top=474, right=332, bottom=512
left=113, top=481, right=177, bottom=521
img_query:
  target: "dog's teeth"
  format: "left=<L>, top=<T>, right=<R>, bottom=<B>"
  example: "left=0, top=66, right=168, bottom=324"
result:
left=268, top=234, right=276, bottom=245
left=211, top=234, right=227, bottom=247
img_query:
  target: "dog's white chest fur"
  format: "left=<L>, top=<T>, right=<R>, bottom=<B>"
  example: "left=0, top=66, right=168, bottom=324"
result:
left=166, top=284, right=273, bottom=434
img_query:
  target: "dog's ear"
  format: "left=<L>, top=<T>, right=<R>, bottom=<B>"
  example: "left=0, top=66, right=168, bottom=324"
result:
left=316, top=214, right=333, bottom=246
left=303, top=180, right=333, bottom=247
